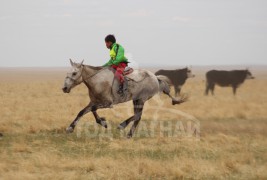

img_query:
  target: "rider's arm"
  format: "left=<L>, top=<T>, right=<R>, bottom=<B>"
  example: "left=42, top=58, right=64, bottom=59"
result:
left=103, top=59, right=113, bottom=67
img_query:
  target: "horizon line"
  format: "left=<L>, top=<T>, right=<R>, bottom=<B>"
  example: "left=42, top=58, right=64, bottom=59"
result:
left=1, top=63, right=267, bottom=68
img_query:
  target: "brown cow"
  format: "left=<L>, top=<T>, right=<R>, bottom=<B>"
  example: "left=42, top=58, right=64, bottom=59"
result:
left=205, top=69, right=254, bottom=95
left=155, top=67, right=195, bottom=96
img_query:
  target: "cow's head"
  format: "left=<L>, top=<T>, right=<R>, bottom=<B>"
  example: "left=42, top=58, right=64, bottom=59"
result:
left=245, top=69, right=255, bottom=79
left=186, top=67, right=195, bottom=78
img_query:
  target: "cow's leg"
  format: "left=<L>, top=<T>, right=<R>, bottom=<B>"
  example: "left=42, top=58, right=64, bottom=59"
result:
left=66, top=103, right=94, bottom=133
left=92, top=111, right=107, bottom=128
left=210, top=83, right=215, bottom=95
left=232, top=85, right=237, bottom=95
left=174, top=86, right=181, bottom=97
left=127, top=99, right=145, bottom=138
left=205, top=82, right=210, bottom=95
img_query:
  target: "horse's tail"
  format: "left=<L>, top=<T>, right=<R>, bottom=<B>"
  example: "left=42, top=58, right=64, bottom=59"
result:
left=156, top=75, right=171, bottom=94
left=156, top=75, right=188, bottom=105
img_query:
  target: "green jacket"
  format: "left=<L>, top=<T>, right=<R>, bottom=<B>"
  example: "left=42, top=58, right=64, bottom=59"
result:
left=103, top=43, right=128, bottom=66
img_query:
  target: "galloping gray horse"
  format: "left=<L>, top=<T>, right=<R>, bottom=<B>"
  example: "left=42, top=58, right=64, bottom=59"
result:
left=62, top=59, right=187, bottom=138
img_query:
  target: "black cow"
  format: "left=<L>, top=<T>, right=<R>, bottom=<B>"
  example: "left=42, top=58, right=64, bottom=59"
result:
left=205, top=69, right=254, bottom=95
left=155, top=67, right=195, bottom=96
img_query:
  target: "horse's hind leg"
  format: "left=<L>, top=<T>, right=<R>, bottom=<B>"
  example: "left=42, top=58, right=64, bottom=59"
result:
left=117, top=115, right=135, bottom=130
left=159, top=78, right=186, bottom=105
left=127, top=100, right=144, bottom=138
left=163, top=89, right=187, bottom=105
left=174, top=85, right=181, bottom=97
left=117, top=100, right=141, bottom=130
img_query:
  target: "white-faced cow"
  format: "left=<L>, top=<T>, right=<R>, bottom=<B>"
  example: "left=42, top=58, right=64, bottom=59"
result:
left=155, top=67, right=195, bottom=96
left=205, top=69, right=254, bottom=95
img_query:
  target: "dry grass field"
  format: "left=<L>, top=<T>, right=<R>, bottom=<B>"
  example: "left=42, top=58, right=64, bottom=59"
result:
left=0, top=66, right=267, bottom=179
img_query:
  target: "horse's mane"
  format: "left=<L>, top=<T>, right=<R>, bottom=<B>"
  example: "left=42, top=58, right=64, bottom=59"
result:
left=83, top=64, right=105, bottom=71
left=82, top=64, right=115, bottom=75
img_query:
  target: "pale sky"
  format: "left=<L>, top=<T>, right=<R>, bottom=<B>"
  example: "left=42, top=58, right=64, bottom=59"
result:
left=0, top=0, right=267, bottom=67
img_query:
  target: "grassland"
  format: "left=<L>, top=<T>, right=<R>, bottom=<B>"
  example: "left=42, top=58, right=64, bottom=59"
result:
left=0, top=67, right=267, bottom=179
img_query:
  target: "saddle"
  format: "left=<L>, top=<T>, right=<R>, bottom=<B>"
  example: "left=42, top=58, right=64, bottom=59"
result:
left=124, top=69, right=147, bottom=82
left=111, top=67, right=149, bottom=97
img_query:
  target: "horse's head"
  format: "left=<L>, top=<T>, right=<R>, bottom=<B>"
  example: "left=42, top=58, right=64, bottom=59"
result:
left=62, top=59, right=84, bottom=93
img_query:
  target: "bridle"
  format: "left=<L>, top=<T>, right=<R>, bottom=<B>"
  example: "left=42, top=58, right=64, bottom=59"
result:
left=66, top=65, right=84, bottom=85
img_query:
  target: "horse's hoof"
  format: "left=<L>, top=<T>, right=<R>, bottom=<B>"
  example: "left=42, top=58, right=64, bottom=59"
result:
left=172, top=99, right=181, bottom=105
left=98, top=117, right=107, bottom=128
left=172, top=101, right=177, bottom=105
left=66, top=126, right=74, bottom=133
left=100, top=120, right=107, bottom=128
left=96, top=119, right=107, bottom=128
left=117, top=125, right=124, bottom=130
left=127, top=134, right=132, bottom=139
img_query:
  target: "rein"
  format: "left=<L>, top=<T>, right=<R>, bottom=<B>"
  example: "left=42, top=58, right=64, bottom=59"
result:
left=81, top=65, right=110, bottom=82
left=67, top=65, right=110, bottom=84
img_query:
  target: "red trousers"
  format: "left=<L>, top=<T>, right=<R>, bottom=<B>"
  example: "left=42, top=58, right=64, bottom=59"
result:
left=111, top=62, right=127, bottom=83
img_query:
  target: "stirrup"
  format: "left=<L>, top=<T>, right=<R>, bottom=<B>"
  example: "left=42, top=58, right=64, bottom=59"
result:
left=117, top=84, right=124, bottom=94
left=123, top=80, right=128, bottom=91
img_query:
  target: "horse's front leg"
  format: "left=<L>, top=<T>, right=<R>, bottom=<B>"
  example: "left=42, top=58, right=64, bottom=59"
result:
left=66, top=103, right=94, bottom=133
left=91, top=101, right=114, bottom=128
left=91, top=101, right=113, bottom=128
left=92, top=111, right=107, bottom=128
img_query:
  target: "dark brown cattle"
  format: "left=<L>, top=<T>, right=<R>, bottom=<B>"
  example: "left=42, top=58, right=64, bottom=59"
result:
left=205, top=69, right=254, bottom=95
left=155, top=68, right=195, bottom=96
